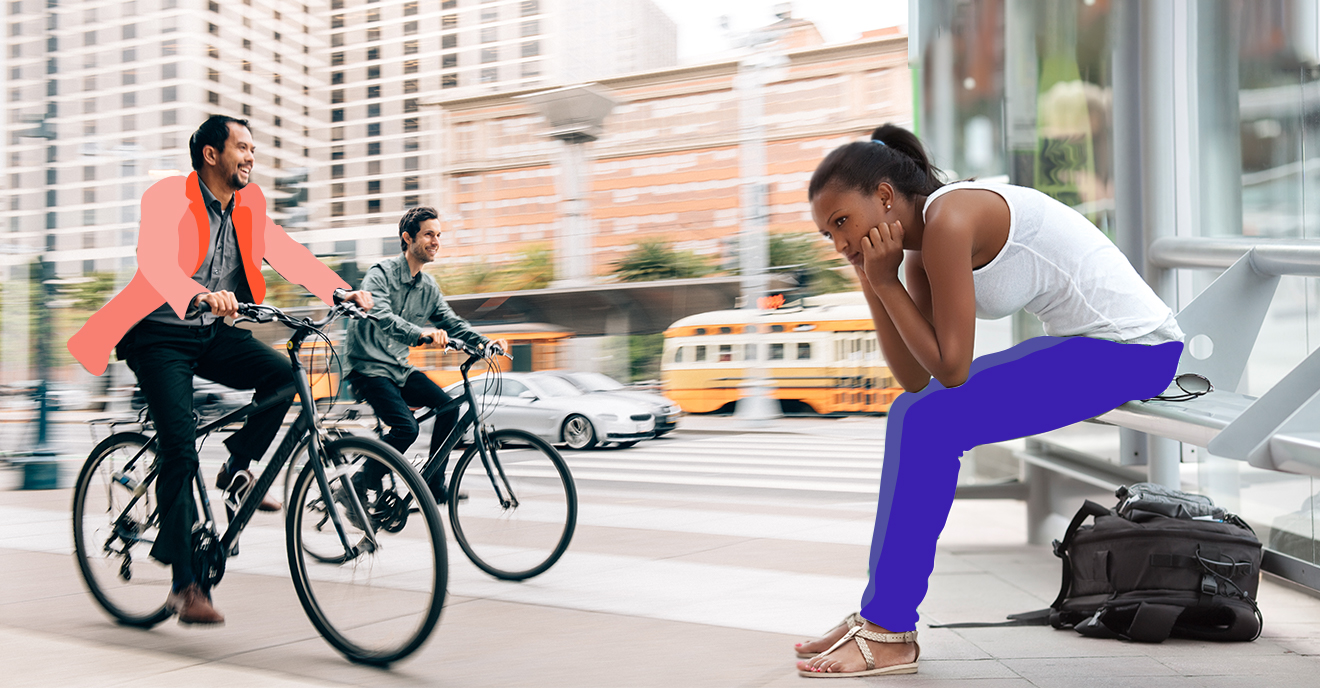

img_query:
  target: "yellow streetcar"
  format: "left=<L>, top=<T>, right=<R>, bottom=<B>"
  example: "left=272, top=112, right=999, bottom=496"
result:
left=660, top=292, right=901, bottom=415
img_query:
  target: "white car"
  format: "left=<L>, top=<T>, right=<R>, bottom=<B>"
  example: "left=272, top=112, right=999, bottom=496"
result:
left=546, top=371, right=681, bottom=437
left=445, top=372, right=656, bottom=449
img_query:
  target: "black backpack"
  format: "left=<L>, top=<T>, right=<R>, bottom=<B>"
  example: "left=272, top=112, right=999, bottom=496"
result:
left=1047, top=484, right=1263, bottom=642
left=933, top=484, right=1263, bottom=643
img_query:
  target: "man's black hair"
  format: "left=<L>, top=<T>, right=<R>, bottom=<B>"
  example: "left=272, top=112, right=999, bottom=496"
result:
left=399, top=206, right=440, bottom=251
left=189, top=115, right=252, bottom=171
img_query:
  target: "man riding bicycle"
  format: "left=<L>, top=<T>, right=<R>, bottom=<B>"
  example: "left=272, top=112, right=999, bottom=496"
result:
left=71, top=116, right=373, bottom=625
left=344, top=206, right=507, bottom=500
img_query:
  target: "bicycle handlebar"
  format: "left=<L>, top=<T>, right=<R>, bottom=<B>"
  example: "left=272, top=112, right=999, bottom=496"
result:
left=417, top=335, right=508, bottom=360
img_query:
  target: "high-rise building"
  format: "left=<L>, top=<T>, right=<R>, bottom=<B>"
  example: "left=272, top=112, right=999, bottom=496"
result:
left=317, top=0, right=677, bottom=265
left=1, top=0, right=324, bottom=280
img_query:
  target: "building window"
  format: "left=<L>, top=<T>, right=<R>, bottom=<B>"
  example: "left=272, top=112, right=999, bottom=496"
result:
left=208, top=0, right=219, bottom=11
left=242, top=82, right=251, bottom=94
left=366, top=84, right=380, bottom=98
left=122, top=91, right=136, bottom=107
left=367, top=141, right=381, bottom=155
left=367, top=46, right=379, bottom=60
left=404, top=21, right=417, bottom=35
left=404, top=1, right=418, bottom=16
left=332, top=145, right=344, bottom=160
left=442, top=34, right=457, bottom=50
left=481, top=47, right=498, bottom=63
left=207, top=23, right=218, bottom=36
left=331, top=33, right=343, bottom=47
left=331, top=14, right=343, bottom=29
left=404, top=59, right=418, bottom=74
left=404, top=40, right=418, bottom=55
left=521, top=20, right=539, bottom=37
left=404, top=157, right=418, bottom=171
left=367, top=66, right=380, bottom=79
left=521, top=0, right=539, bottom=17
left=243, top=38, right=251, bottom=50
left=367, top=180, right=381, bottom=194
left=367, top=103, right=380, bottom=117
left=404, top=117, right=419, bottom=133
left=332, top=108, right=344, bottom=122
left=331, top=183, right=344, bottom=198
left=481, top=7, right=498, bottom=22
left=442, top=53, right=457, bottom=69
left=480, top=27, right=497, bottom=43
left=442, top=0, right=456, bottom=8
left=162, top=63, right=176, bottom=79
left=404, top=137, right=419, bottom=152
left=404, top=98, right=419, bottom=112
left=273, top=52, right=281, bottom=64
left=163, top=109, right=177, bottom=125
left=442, top=14, right=457, bottom=30
left=331, top=202, right=343, bottom=217
left=332, top=89, right=344, bottom=104
left=367, top=122, right=381, bottom=136
left=404, top=175, right=419, bottom=191
left=122, top=69, right=137, bottom=85
left=163, top=39, right=178, bottom=56
left=242, top=60, right=251, bottom=72
left=404, top=195, right=419, bottom=208
left=123, top=24, right=136, bottom=40
left=206, top=92, right=219, bottom=106
left=273, top=137, right=281, bottom=148
left=162, top=85, right=176, bottom=102
left=242, top=103, right=252, bottom=116
left=366, top=8, right=379, bottom=22
left=479, top=67, right=497, bottom=83
left=208, top=68, right=220, bottom=82
left=368, top=199, right=381, bottom=214
left=521, top=60, right=540, bottom=78
left=331, top=164, right=344, bottom=179
left=366, top=28, right=380, bottom=42
left=404, top=79, right=418, bottom=93
left=332, top=52, right=344, bottom=66
left=273, top=31, right=281, bottom=42
left=521, top=41, right=539, bottom=58
left=332, top=127, right=344, bottom=141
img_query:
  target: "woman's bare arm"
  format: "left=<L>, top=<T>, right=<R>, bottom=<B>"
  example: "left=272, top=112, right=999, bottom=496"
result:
left=857, top=268, right=933, bottom=393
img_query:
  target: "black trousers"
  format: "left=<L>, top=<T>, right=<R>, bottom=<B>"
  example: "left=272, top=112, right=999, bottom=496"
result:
left=122, top=321, right=294, bottom=575
left=347, top=370, right=458, bottom=487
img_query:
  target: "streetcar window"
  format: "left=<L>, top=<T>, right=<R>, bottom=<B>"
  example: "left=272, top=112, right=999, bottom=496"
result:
left=770, top=325, right=784, bottom=333
left=744, top=325, right=757, bottom=334
left=797, top=343, right=812, bottom=360
left=719, top=327, right=732, bottom=334
left=718, top=344, right=732, bottom=362
left=745, top=343, right=757, bottom=360
left=769, top=343, right=784, bottom=360
left=674, top=347, right=683, bottom=363
left=695, top=345, right=707, bottom=362
left=695, top=328, right=706, bottom=335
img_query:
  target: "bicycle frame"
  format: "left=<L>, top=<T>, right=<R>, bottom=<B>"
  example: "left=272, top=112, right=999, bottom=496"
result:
left=106, top=309, right=379, bottom=568
left=412, top=348, right=519, bottom=510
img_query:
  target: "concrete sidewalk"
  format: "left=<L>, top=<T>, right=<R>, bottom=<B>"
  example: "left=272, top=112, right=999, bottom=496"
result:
left=2, top=421, right=1319, bottom=687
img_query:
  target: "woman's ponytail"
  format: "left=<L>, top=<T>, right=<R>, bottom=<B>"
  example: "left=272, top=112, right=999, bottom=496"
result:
left=808, top=123, right=944, bottom=201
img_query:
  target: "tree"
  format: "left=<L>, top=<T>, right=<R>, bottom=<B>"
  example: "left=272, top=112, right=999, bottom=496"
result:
left=437, top=257, right=505, bottom=295
left=504, top=244, right=554, bottom=291
left=768, top=231, right=855, bottom=297
left=610, top=239, right=715, bottom=282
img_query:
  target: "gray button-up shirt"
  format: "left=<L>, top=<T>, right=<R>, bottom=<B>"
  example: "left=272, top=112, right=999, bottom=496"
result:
left=345, top=253, right=489, bottom=386
left=142, top=177, right=246, bottom=326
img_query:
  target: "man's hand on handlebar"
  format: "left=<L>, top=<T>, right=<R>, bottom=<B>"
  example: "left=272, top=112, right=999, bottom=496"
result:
left=194, top=290, right=239, bottom=318
left=419, top=328, right=448, bottom=349
left=332, top=288, right=374, bottom=312
left=490, top=338, right=510, bottom=356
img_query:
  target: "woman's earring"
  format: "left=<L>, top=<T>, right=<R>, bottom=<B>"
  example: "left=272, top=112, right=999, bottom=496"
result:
left=886, top=204, right=891, bottom=210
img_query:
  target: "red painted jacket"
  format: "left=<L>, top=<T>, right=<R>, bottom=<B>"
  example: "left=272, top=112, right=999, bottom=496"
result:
left=67, top=172, right=349, bottom=375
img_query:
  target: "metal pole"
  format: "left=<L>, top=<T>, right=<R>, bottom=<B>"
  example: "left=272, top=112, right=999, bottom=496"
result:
left=733, top=47, right=780, bottom=424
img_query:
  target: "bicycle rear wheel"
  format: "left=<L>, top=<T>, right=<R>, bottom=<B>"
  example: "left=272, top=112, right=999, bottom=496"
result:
left=287, top=436, right=446, bottom=666
left=448, top=429, right=577, bottom=581
left=72, top=432, right=172, bottom=627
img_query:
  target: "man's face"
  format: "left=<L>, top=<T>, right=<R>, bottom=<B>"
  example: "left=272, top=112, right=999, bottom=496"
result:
left=206, top=122, right=255, bottom=191
left=404, top=219, right=442, bottom=264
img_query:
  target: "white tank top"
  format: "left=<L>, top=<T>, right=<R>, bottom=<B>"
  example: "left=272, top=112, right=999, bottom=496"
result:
left=923, top=181, right=1183, bottom=345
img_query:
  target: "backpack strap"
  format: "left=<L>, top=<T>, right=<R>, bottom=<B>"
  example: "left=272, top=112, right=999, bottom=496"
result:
left=1050, top=500, right=1113, bottom=610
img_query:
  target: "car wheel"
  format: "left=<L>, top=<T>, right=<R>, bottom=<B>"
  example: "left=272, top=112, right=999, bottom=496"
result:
left=562, top=414, right=597, bottom=450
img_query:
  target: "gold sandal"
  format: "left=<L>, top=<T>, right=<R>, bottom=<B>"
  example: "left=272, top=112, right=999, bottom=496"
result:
left=794, top=612, right=865, bottom=659
left=798, top=625, right=919, bottom=678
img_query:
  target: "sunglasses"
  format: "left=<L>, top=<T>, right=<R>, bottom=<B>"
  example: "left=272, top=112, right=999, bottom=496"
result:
left=1144, top=373, right=1213, bottom=403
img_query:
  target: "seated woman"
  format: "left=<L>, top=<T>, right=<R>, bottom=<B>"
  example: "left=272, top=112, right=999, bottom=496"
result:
left=794, top=125, right=1184, bottom=678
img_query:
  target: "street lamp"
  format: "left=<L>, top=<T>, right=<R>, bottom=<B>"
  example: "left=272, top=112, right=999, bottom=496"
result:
left=17, top=111, right=58, bottom=451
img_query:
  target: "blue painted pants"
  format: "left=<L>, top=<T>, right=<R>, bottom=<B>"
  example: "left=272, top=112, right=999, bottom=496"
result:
left=859, top=336, right=1184, bottom=631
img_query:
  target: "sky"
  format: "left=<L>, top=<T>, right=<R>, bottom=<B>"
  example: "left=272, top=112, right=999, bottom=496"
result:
left=649, top=0, right=909, bottom=63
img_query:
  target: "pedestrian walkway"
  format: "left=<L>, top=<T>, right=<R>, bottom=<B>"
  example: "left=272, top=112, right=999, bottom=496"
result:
left=2, top=420, right=1319, bottom=686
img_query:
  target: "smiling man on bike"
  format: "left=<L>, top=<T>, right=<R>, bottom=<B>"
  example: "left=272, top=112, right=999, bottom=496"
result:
left=77, top=115, right=373, bottom=625
left=344, top=206, right=507, bottom=501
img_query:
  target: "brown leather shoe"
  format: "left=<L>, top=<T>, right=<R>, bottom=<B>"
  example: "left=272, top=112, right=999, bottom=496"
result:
left=217, top=463, right=282, bottom=512
left=165, top=584, right=225, bottom=625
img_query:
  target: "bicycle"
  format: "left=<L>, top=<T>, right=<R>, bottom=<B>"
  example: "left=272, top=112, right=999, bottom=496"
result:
left=289, top=335, right=578, bottom=581
left=71, top=299, right=446, bottom=666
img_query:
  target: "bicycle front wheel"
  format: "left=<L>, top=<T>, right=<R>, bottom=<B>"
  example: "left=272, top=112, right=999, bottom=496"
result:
left=449, top=429, right=577, bottom=581
left=287, top=436, right=446, bottom=666
left=72, top=432, right=172, bottom=627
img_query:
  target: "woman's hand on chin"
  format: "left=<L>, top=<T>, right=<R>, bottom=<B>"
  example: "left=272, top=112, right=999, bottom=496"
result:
left=862, top=222, right=905, bottom=289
